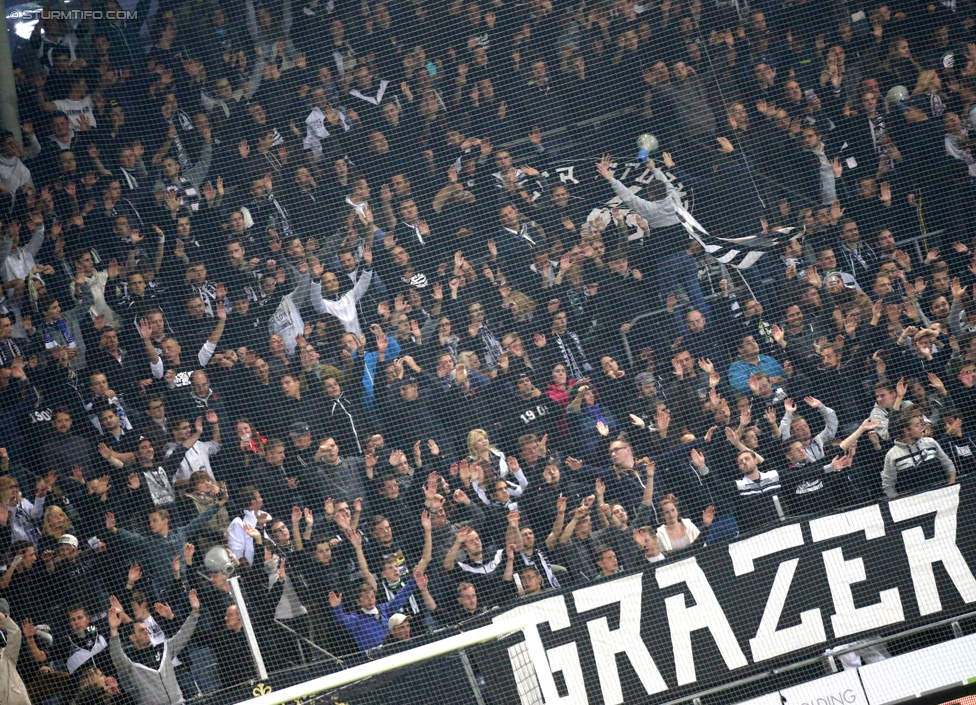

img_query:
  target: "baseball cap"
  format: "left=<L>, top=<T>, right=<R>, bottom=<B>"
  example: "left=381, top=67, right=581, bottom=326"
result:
left=388, top=613, right=410, bottom=628
left=58, top=534, right=79, bottom=548
left=397, top=374, right=419, bottom=389
left=289, top=422, right=311, bottom=436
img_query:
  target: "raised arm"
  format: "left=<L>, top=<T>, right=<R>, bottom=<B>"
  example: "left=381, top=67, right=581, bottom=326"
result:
left=20, top=619, right=47, bottom=663
left=415, top=511, right=433, bottom=575
left=503, top=543, right=516, bottom=582
left=505, top=510, right=523, bottom=553
left=838, top=418, right=881, bottom=452
left=545, top=496, right=567, bottom=551
left=108, top=602, right=135, bottom=677
left=443, top=526, right=470, bottom=571
left=807, top=397, right=838, bottom=443
left=414, top=569, right=436, bottom=612
left=351, top=247, right=374, bottom=302
left=347, top=529, right=376, bottom=591
left=138, top=318, right=163, bottom=378
left=639, top=460, right=656, bottom=510
left=182, top=131, right=213, bottom=189
left=506, top=458, right=529, bottom=497
left=167, top=590, right=201, bottom=657
left=559, top=504, right=588, bottom=544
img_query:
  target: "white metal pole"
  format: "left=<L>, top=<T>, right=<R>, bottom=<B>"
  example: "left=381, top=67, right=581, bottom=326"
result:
left=235, top=618, right=527, bottom=705
left=0, top=0, right=23, bottom=141
left=229, top=575, right=268, bottom=681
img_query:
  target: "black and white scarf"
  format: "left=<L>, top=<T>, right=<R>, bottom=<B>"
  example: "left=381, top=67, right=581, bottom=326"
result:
left=552, top=331, right=592, bottom=381
left=0, top=338, right=23, bottom=367
left=65, top=628, right=108, bottom=674
left=383, top=578, right=419, bottom=615
left=520, top=549, right=560, bottom=589
left=458, top=549, right=504, bottom=576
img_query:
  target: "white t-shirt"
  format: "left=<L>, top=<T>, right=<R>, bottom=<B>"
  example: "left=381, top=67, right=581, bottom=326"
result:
left=167, top=439, right=220, bottom=482
left=53, top=96, right=97, bottom=130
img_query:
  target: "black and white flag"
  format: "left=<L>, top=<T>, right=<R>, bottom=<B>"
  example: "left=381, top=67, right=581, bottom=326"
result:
left=549, top=160, right=798, bottom=269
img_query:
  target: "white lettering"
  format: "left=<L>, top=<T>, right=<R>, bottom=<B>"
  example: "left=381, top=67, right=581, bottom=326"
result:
left=573, top=574, right=667, bottom=703
left=656, top=557, right=748, bottom=685
left=555, top=166, right=579, bottom=185
left=494, top=597, right=587, bottom=704
left=729, top=525, right=826, bottom=661
left=810, top=505, right=904, bottom=638
left=888, top=485, right=976, bottom=615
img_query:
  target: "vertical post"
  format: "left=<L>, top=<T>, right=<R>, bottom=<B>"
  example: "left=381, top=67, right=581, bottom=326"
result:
left=229, top=575, right=268, bottom=681
left=458, top=649, right=485, bottom=705
left=0, top=0, right=23, bottom=141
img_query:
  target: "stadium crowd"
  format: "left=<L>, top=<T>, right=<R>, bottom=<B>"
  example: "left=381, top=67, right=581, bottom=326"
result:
left=2, top=0, right=976, bottom=701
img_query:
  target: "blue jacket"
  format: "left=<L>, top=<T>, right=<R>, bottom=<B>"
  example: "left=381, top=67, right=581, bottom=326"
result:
left=728, top=355, right=786, bottom=392
left=332, top=578, right=417, bottom=652
left=355, top=337, right=402, bottom=412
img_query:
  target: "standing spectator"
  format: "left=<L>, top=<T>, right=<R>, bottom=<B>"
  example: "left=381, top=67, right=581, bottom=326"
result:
left=106, top=590, right=201, bottom=705
left=882, top=410, right=956, bottom=498
left=0, top=599, right=30, bottom=705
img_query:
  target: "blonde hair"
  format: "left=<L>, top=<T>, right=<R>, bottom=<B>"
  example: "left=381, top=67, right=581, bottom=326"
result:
left=506, top=291, right=537, bottom=317
left=466, top=428, right=492, bottom=459
left=0, top=476, right=19, bottom=505
left=43, top=505, right=73, bottom=537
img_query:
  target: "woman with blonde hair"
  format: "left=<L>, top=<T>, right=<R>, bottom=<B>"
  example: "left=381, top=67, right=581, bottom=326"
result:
left=656, top=496, right=714, bottom=553
left=0, top=475, right=48, bottom=547
left=39, top=505, right=73, bottom=555
left=175, top=472, right=230, bottom=552
left=466, top=429, right=510, bottom=483
left=910, top=70, right=948, bottom=119
left=502, top=291, right=539, bottom=343
left=879, top=37, right=922, bottom=88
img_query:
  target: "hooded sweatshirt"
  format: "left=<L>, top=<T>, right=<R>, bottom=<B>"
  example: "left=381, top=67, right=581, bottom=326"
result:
left=881, top=436, right=955, bottom=499
left=109, top=613, right=198, bottom=705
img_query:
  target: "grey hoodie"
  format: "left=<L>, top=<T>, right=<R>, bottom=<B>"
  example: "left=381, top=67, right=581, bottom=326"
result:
left=110, top=612, right=199, bottom=705
left=0, top=615, right=30, bottom=705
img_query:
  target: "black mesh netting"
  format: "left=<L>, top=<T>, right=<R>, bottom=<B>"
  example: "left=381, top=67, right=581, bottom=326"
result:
left=3, top=0, right=976, bottom=703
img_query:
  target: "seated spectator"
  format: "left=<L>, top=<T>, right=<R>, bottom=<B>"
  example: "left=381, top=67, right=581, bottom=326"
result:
left=728, top=335, right=787, bottom=392
left=779, top=397, right=839, bottom=462
left=327, top=573, right=419, bottom=653
left=23, top=604, right=115, bottom=676
left=0, top=475, right=48, bottom=546
left=938, top=409, right=976, bottom=478
left=632, top=526, right=666, bottom=564
left=655, top=497, right=714, bottom=554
